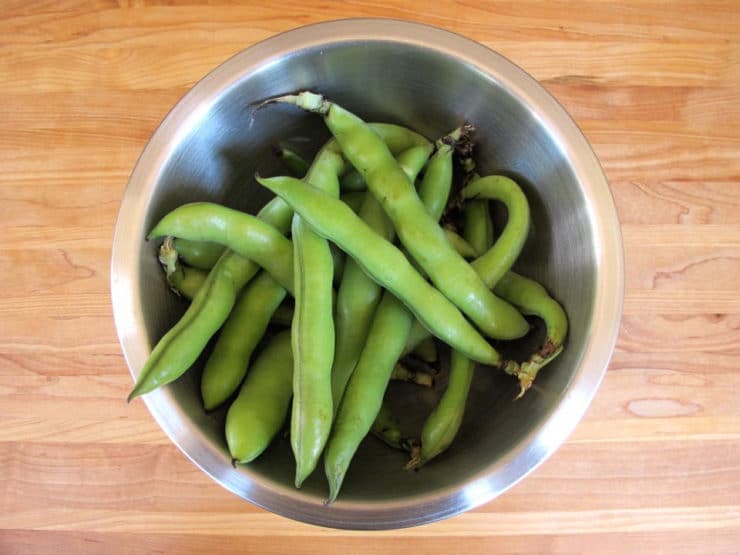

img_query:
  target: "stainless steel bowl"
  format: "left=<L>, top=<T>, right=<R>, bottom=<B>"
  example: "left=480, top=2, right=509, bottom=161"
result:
left=111, top=18, right=623, bottom=529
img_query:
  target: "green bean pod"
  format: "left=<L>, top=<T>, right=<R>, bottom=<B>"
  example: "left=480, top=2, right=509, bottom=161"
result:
left=461, top=174, right=564, bottom=395
left=269, top=91, right=528, bottom=340
left=256, top=175, right=501, bottom=367
left=274, top=144, right=311, bottom=177
left=128, top=249, right=260, bottom=401
left=226, top=330, right=294, bottom=464
left=165, top=264, right=207, bottom=300
left=331, top=143, right=433, bottom=409
left=129, top=188, right=295, bottom=402
left=201, top=271, right=288, bottom=410
left=129, top=135, right=346, bottom=401
left=325, top=292, right=415, bottom=502
left=494, top=271, right=568, bottom=397
left=417, top=128, right=464, bottom=221
left=172, top=238, right=226, bottom=270
left=408, top=190, right=495, bottom=469
left=289, top=140, right=346, bottom=487
left=461, top=182, right=566, bottom=396
left=440, top=210, right=569, bottom=396
left=148, top=202, right=295, bottom=294
left=407, top=349, right=475, bottom=469
left=338, top=123, right=431, bottom=192
left=462, top=199, right=493, bottom=257
left=291, top=215, right=336, bottom=487
left=157, top=237, right=208, bottom=300
left=465, top=175, right=531, bottom=289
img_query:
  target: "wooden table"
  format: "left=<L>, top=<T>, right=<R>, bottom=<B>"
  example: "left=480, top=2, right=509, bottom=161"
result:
left=2, top=2, right=739, bottom=553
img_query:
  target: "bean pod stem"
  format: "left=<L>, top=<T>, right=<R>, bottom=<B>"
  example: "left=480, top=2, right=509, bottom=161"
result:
left=158, top=237, right=208, bottom=300
left=226, top=330, right=294, bottom=464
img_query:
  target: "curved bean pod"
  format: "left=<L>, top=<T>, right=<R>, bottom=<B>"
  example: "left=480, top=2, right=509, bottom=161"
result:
left=494, top=271, right=568, bottom=397
left=226, top=330, right=294, bottom=464
left=129, top=137, right=339, bottom=401
left=465, top=175, right=531, bottom=289
left=460, top=185, right=567, bottom=396
left=462, top=175, right=565, bottom=395
left=148, top=202, right=295, bottom=294
left=127, top=250, right=260, bottom=401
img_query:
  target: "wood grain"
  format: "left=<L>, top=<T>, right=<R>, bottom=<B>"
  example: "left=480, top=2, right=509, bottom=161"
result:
left=1, top=1, right=740, bottom=553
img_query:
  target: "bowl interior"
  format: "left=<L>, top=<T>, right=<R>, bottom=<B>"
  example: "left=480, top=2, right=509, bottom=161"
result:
left=116, top=24, right=616, bottom=529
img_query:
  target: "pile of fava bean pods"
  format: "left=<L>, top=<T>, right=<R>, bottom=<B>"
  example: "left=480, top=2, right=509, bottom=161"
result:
left=128, top=91, right=568, bottom=503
